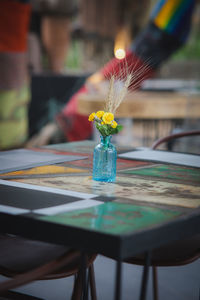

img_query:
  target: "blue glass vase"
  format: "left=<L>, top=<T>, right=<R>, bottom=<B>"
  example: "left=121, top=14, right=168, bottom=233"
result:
left=93, top=135, right=117, bottom=182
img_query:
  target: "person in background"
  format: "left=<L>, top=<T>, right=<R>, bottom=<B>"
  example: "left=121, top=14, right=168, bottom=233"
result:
left=26, top=0, right=197, bottom=147
left=28, top=0, right=78, bottom=73
left=0, top=0, right=31, bottom=150
left=0, top=0, right=78, bottom=150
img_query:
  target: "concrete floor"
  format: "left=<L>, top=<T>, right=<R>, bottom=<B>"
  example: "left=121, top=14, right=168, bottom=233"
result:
left=1, top=255, right=199, bottom=300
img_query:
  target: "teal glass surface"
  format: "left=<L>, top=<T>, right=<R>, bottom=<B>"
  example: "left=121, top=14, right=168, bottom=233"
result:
left=40, top=202, right=182, bottom=235
left=93, top=136, right=117, bottom=182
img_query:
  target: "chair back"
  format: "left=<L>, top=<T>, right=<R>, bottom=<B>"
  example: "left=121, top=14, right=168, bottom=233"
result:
left=151, top=130, right=200, bottom=150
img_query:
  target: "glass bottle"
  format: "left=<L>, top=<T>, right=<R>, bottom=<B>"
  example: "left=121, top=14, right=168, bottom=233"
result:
left=93, top=135, right=117, bottom=182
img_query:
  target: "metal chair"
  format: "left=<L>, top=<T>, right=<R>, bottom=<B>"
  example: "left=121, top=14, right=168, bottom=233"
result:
left=0, top=234, right=97, bottom=300
left=125, top=130, right=200, bottom=300
left=151, top=129, right=200, bottom=151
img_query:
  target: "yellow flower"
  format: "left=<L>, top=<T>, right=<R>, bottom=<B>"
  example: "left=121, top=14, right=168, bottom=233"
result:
left=101, top=121, right=105, bottom=125
left=111, top=120, right=118, bottom=128
left=102, top=112, right=114, bottom=124
left=96, top=110, right=105, bottom=119
left=88, top=112, right=96, bottom=121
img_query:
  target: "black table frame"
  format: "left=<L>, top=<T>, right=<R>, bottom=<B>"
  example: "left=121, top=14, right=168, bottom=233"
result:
left=1, top=207, right=200, bottom=300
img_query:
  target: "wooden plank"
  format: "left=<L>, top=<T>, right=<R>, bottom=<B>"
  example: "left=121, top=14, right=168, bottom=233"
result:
left=77, top=91, right=200, bottom=119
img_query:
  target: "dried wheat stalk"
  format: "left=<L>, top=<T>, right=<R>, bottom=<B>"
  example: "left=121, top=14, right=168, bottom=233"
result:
left=104, top=57, right=152, bottom=114
left=105, top=75, right=115, bottom=113
left=105, top=73, right=133, bottom=114
left=112, top=73, right=132, bottom=113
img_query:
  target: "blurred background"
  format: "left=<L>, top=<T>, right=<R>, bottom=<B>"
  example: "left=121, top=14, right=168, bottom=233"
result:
left=0, top=0, right=200, bottom=151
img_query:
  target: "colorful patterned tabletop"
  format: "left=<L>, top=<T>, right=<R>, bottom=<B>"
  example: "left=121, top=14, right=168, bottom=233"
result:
left=0, top=141, right=200, bottom=259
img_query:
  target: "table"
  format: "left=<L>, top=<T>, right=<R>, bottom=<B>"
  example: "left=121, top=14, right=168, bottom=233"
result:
left=77, top=91, right=200, bottom=147
left=0, top=140, right=200, bottom=300
left=77, top=91, right=200, bottom=119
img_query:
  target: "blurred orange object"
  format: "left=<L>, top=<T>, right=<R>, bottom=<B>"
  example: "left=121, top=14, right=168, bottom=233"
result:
left=0, top=0, right=31, bottom=52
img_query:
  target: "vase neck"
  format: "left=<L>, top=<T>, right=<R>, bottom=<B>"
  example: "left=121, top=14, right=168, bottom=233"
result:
left=100, top=135, right=111, bottom=147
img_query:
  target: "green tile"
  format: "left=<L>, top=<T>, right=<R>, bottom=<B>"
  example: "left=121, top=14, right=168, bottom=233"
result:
left=40, top=202, right=181, bottom=235
left=123, top=165, right=200, bottom=184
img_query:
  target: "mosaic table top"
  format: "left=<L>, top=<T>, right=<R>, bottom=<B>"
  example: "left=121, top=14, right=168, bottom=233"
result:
left=0, top=141, right=200, bottom=259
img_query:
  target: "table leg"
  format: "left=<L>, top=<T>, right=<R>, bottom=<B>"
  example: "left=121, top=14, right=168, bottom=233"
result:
left=81, top=252, right=89, bottom=300
left=71, top=253, right=91, bottom=300
left=89, top=264, right=97, bottom=300
left=114, top=260, right=122, bottom=300
left=139, top=251, right=151, bottom=300
left=71, top=252, right=87, bottom=300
